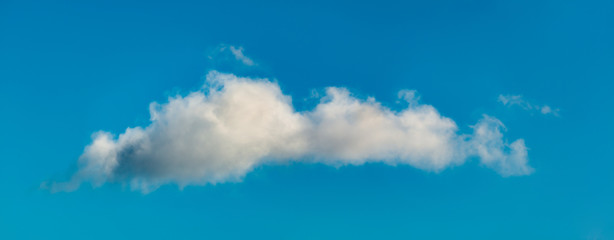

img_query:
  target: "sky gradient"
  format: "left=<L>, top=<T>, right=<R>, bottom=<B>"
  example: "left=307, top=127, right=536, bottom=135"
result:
left=1, top=0, right=613, bottom=239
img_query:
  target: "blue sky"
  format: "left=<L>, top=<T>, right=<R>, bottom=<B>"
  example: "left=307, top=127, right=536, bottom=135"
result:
left=1, top=0, right=613, bottom=239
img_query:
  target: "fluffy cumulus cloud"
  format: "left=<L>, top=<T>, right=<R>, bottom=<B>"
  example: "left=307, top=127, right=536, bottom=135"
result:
left=47, top=72, right=533, bottom=193
left=498, top=94, right=559, bottom=116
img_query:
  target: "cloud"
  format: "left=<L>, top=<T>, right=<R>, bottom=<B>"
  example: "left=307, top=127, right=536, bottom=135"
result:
left=207, top=44, right=256, bottom=67
left=228, top=46, right=255, bottom=66
left=470, top=116, right=533, bottom=176
left=498, top=94, right=559, bottom=116
left=47, top=72, right=533, bottom=193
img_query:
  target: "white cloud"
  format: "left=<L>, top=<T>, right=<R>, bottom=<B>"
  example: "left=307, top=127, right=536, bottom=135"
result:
left=47, top=72, right=533, bottom=193
left=498, top=94, right=559, bottom=116
left=307, top=87, right=463, bottom=170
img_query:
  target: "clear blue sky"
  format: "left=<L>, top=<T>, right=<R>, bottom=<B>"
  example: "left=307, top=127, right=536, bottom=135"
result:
left=1, top=0, right=613, bottom=239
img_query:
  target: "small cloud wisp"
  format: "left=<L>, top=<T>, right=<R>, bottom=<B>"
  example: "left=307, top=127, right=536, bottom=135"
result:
left=498, top=94, right=559, bottom=116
